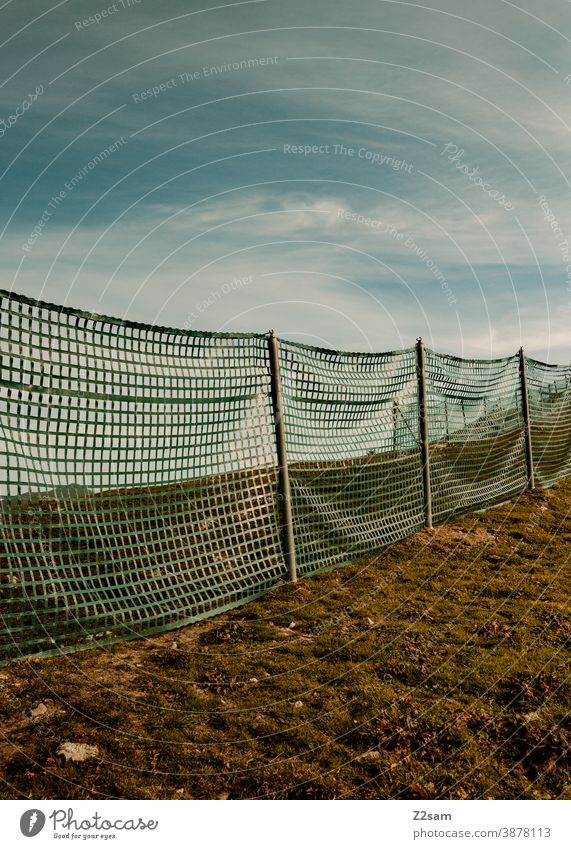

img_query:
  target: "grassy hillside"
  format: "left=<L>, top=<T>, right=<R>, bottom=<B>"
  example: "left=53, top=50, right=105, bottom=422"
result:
left=0, top=481, right=569, bottom=799
left=0, top=432, right=527, bottom=662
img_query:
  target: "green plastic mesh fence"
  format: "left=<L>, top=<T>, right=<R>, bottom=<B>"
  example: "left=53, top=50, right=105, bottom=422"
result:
left=424, top=349, right=528, bottom=522
left=0, top=291, right=285, bottom=662
left=526, top=358, right=571, bottom=487
left=1, top=289, right=569, bottom=663
left=278, top=341, right=425, bottom=575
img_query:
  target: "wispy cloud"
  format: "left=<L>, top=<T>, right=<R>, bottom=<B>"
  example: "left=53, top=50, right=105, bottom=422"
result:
left=1, top=0, right=570, bottom=363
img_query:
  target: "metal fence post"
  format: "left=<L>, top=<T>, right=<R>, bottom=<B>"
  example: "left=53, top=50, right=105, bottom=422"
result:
left=392, top=399, right=398, bottom=453
left=444, top=396, right=450, bottom=443
left=268, top=331, right=298, bottom=582
left=518, top=346, right=535, bottom=490
left=416, top=338, right=433, bottom=529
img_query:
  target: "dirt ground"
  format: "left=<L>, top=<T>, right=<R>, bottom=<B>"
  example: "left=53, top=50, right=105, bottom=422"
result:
left=0, top=482, right=569, bottom=799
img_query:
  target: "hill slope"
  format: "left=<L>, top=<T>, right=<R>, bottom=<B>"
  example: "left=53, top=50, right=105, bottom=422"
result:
left=0, top=482, right=569, bottom=799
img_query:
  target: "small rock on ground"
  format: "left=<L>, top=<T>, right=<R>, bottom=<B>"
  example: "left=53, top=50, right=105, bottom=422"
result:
left=56, top=742, right=100, bottom=763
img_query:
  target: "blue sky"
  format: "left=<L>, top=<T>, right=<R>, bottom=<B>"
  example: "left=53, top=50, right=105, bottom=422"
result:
left=1, top=0, right=571, bottom=360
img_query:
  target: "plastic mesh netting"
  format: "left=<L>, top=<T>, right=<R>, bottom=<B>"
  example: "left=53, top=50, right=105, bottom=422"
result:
left=1, top=288, right=570, bottom=663
left=526, top=358, right=571, bottom=487
left=278, top=341, right=425, bottom=575
left=424, top=350, right=528, bottom=523
left=0, top=291, right=284, bottom=661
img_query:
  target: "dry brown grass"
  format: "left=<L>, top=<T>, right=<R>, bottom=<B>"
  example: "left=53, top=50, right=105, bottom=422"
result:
left=0, top=482, right=569, bottom=800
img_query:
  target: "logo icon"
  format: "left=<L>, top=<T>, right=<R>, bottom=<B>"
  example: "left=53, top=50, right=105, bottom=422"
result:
left=20, top=810, right=46, bottom=837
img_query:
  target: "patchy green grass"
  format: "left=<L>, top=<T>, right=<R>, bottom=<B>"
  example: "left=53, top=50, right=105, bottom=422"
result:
left=0, top=482, right=569, bottom=800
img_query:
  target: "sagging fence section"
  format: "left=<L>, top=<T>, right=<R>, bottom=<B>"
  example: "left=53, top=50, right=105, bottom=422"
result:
left=1, top=289, right=570, bottom=663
